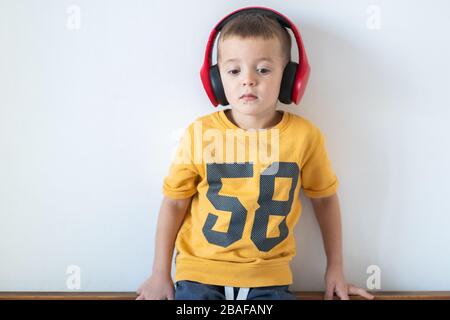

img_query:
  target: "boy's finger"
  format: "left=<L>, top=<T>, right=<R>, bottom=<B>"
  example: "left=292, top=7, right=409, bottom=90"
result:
left=324, top=286, right=334, bottom=300
left=337, top=292, right=350, bottom=300
left=348, top=285, right=375, bottom=300
left=361, top=291, right=375, bottom=300
left=336, top=287, right=349, bottom=300
left=356, top=288, right=375, bottom=300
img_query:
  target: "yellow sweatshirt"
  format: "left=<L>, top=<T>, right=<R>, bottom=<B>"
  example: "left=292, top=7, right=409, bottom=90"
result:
left=162, top=109, right=339, bottom=287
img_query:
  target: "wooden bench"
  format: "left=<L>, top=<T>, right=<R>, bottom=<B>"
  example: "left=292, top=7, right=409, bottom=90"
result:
left=1, top=291, right=449, bottom=300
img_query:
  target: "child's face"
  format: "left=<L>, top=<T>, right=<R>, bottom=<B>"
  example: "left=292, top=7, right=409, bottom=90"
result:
left=218, top=36, right=286, bottom=116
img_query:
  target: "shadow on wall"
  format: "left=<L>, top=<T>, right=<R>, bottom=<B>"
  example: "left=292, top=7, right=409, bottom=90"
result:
left=287, top=21, right=411, bottom=291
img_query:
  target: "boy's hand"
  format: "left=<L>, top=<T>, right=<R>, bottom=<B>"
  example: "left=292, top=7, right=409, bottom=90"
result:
left=136, top=271, right=175, bottom=300
left=324, top=265, right=375, bottom=300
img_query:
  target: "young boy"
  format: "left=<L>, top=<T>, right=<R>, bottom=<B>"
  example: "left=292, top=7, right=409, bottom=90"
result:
left=136, top=8, right=374, bottom=300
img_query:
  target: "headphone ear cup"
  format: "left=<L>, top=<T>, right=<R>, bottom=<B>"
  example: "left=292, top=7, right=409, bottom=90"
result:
left=210, top=64, right=229, bottom=106
left=278, top=61, right=298, bottom=104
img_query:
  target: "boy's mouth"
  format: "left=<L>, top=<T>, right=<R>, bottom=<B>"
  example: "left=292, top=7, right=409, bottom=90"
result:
left=240, top=93, right=258, bottom=101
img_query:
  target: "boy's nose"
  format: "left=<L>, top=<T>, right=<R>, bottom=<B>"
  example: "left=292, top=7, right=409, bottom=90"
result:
left=241, top=72, right=256, bottom=86
left=242, top=78, right=256, bottom=87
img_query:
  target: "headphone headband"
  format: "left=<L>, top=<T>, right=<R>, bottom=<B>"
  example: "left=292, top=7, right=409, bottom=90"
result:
left=200, top=6, right=310, bottom=106
left=215, top=8, right=291, bottom=31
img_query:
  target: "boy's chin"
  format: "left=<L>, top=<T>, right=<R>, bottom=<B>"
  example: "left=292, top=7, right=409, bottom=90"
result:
left=233, top=108, right=259, bottom=116
left=232, top=100, right=260, bottom=110
left=231, top=103, right=272, bottom=115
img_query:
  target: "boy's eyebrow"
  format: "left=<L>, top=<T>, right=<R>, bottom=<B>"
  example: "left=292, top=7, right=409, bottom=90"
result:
left=223, top=57, right=274, bottom=64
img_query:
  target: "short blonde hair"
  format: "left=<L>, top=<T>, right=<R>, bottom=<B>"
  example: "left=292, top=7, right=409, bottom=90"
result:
left=217, top=12, right=292, bottom=65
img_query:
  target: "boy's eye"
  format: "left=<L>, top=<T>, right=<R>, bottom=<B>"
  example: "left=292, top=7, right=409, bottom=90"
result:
left=227, top=68, right=271, bottom=75
left=257, top=68, right=271, bottom=74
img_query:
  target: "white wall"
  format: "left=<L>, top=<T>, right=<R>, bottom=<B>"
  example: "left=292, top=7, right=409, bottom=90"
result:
left=1, top=0, right=449, bottom=291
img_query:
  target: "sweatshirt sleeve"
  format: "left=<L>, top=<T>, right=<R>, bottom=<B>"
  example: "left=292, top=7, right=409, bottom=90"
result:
left=300, top=127, right=339, bottom=198
left=162, top=123, right=199, bottom=199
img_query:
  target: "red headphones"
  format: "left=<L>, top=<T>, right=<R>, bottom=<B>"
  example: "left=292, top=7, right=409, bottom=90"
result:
left=200, top=6, right=311, bottom=107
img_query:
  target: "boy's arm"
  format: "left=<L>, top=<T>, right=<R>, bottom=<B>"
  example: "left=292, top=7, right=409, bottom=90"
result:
left=310, top=193, right=343, bottom=268
left=152, top=195, right=192, bottom=275
left=310, top=193, right=374, bottom=300
left=136, top=195, right=192, bottom=300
